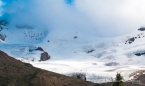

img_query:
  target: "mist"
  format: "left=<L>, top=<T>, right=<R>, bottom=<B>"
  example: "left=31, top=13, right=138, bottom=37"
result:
left=1, top=0, right=145, bottom=37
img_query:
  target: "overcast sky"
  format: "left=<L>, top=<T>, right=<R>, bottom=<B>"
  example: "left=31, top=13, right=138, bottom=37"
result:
left=1, top=0, right=145, bottom=37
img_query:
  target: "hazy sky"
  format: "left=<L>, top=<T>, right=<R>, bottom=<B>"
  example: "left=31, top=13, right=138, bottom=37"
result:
left=1, top=0, right=145, bottom=37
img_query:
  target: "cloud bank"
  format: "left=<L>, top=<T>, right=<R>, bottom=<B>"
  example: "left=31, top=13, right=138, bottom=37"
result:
left=1, top=0, right=145, bottom=37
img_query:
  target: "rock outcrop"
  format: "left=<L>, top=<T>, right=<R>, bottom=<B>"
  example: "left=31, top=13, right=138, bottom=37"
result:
left=125, top=33, right=145, bottom=44
left=72, top=73, right=86, bottom=81
left=40, top=52, right=50, bottom=61
left=105, top=62, right=119, bottom=66
left=35, top=47, right=44, bottom=51
left=138, top=27, right=145, bottom=31
left=135, top=52, right=145, bottom=56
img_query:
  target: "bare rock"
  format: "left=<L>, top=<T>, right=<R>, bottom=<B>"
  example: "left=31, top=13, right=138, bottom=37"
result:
left=72, top=73, right=86, bottom=81
left=138, top=27, right=145, bottom=31
left=105, top=62, right=119, bottom=66
left=40, top=52, right=50, bottom=61
left=74, top=36, right=77, bottom=39
left=35, top=47, right=44, bottom=51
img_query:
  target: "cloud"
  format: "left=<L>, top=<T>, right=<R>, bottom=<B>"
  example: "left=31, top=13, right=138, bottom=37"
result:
left=1, top=0, right=145, bottom=37
left=75, top=0, right=145, bottom=36
left=0, top=0, right=4, bottom=16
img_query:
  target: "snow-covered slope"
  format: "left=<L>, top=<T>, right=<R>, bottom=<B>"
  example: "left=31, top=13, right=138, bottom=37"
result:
left=1, top=25, right=145, bottom=83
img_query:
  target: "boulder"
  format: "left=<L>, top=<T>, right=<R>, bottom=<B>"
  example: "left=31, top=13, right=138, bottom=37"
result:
left=72, top=73, right=86, bottom=81
left=138, top=27, right=145, bottom=31
left=48, top=40, right=50, bottom=42
left=40, top=52, right=50, bottom=61
left=0, top=33, right=6, bottom=41
left=74, top=36, right=77, bottom=39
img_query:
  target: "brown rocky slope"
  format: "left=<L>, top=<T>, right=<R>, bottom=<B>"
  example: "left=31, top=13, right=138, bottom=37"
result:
left=0, top=50, right=100, bottom=86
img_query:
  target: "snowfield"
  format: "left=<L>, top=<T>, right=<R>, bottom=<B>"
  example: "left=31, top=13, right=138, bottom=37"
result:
left=1, top=28, right=145, bottom=83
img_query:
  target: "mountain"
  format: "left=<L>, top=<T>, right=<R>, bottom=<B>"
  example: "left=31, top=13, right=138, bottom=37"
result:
left=0, top=50, right=98, bottom=86
left=0, top=49, right=143, bottom=86
left=0, top=23, right=145, bottom=84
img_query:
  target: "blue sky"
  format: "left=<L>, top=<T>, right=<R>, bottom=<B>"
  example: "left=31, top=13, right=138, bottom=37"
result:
left=65, top=0, right=74, bottom=5
left=2, top=0, right=13, bottom=4
left=2, top=0, right=73, bottom=4
left=1, top=0, right=145, bottom=37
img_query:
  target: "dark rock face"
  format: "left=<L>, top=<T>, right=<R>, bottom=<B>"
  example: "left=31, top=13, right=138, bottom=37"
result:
left=74, top=36, right=77, bottom=39
left=48, top=40, right=50, bottom=42
left=86, top=49, right=94, bottom=53
left=125, top=33, right=145, bottom=44
left=125, top=37, right=135, bottom=44
left=138, top=27, right=145, bottom=31
left=72, top=73, right=86, bottom=81
left=135, top=52, right=145, bottom=56
left=40, top=52, right=50, bottom=61
left=135, top=53, right=142, bottom=56
left=105, top=62, right=119, bottom=66
left=125, top=28, right=145, bottom=44
left=35, top=47, right=44, bottom=51
left=0, top=20, right=8, bottom=41
left=0, top=34, right=6, bottom=41
left=29, top=46, right=44, bottom=52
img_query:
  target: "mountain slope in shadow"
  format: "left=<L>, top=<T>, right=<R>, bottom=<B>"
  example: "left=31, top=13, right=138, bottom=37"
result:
left=0, top=50, right=99, bottom=86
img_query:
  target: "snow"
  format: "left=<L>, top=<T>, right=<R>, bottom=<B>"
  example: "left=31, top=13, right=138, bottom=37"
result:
left=1, top=27, right=145, bottom=83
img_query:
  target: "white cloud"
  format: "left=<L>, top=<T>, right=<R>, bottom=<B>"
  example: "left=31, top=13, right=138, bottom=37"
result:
left=3, top=0, right=145, bottom=37
left=75, top=0, right=145, bottom=36
left=0, top=0, right=4, bottom=16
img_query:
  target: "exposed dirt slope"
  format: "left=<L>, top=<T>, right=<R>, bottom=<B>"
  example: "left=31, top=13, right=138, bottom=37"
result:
left=0, top=50, right=98, bottom=86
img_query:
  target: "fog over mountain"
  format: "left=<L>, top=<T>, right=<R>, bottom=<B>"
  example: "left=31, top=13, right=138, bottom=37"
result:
left=0, top=0, right=145, bottom=37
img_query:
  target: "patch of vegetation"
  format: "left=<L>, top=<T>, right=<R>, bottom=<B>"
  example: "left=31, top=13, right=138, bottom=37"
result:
left=113, top=73, right=124, bottom=86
